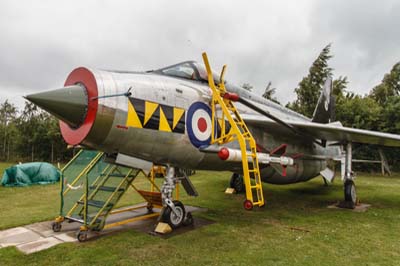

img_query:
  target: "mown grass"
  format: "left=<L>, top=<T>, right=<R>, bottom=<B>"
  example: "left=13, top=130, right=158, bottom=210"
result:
left=1, top=161, right=400, bottom=265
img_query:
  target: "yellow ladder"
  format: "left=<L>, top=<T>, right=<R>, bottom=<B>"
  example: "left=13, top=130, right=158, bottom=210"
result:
left=202, top=53, right=264, bottom=210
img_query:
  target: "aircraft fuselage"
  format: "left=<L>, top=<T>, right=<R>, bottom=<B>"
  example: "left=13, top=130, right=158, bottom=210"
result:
left=56, top=66, right=339, bottom=184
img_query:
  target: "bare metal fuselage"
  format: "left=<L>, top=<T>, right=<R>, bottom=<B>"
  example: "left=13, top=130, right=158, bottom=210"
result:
left=77, top=68, right=340, bottom=184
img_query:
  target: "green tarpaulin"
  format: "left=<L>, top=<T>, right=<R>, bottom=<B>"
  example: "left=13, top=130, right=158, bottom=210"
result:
left=1, top=162, right=61, bottom=187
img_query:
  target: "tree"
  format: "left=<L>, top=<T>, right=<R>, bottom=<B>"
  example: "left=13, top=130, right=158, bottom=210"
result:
left=16, top=102, right=42, bottom=161
left=376, top=96, right=400, bottom=170
left=379, top=96, right=400, bottom=134
left=288, top=44, right=333, bottom=117
left=0, top=99, right=72, bottom=162
left=262, top=82, right=280, bottom=104
left=45, top=115, right=69, bottom=163
left=0, top=100, right=18, bottom=160
left=335, top=95, right=384, bottom=172
left=241, top=83, right=253, bottom=92
left=370, top=62, right=400, bottom=105
left=332, top=76, right=349, bottom=103
left=335, top=95, right=381, bottom=130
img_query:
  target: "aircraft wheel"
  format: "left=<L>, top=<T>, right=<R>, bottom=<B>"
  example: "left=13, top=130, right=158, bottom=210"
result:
left=52, top=222, right=62, bottom=232
left=344, top=180, right=357, bottom=208
left=182, top=212, right=194, bottom=226
left=77, top=231, right=88, bottom=242
left=243, top=200, right=253, bottom=211
left=162, top=200, right=186, bottom=228
left=230, top=173, right=245, bottom=193
left=147, top=203, right=154, bottom=213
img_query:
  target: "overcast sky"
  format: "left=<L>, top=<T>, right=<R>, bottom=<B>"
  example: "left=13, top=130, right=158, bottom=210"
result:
left=1, top=0, right=399, bottom=109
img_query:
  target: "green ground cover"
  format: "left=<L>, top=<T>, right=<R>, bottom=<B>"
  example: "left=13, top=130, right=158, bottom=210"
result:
left=0, top=161, right=399, bottom=265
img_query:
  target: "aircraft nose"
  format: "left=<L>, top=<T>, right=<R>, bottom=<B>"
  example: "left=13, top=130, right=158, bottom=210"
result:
left=24, top=85, right=88, bottom=128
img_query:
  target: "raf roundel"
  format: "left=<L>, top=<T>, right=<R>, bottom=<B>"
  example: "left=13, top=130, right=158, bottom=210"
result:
left=186, top=102, right=214, bottom=148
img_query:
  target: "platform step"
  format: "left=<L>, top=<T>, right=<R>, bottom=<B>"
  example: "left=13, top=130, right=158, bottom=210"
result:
left=100, top=173, right=137, bottom=178
left=89, top=186, right=125, bottom=192
left=100, top=173, right=126, bottom=178
left=77, top=200, right=114, bottom=208
left=65, top=215, right=84, bottom=223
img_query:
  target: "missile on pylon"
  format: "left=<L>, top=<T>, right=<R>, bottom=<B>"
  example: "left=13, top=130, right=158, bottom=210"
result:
left=217, top=147, right=294, bottom=166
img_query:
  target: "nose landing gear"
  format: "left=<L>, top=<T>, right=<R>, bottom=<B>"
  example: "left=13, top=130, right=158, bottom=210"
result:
left=156, top=166, right=194, bottom=233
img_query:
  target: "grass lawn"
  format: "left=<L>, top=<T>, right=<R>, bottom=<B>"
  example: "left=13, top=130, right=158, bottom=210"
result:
left=1, top=161, right=400, bottom=265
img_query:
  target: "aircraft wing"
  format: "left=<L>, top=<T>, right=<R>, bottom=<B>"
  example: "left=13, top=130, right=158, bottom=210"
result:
left=242, top=114, right=400, bottom=147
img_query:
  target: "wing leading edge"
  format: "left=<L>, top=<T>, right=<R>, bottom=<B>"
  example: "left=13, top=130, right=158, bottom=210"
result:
left=242, top=114, right=400, bottom=147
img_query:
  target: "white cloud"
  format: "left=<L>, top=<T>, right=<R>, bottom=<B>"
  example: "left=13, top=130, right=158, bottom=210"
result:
left=0, top=0, right=398, bottom=108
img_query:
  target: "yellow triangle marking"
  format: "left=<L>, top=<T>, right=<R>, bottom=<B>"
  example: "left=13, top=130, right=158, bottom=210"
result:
left=159, top=108, right=172, bottom=132
left=126, top=101, right=142, bottom=128
left=144, top=101, right=159, bottom=125
left=173, top=108, right=185, bottom=129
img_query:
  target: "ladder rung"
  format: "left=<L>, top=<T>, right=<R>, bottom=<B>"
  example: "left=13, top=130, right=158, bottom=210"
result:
left=65, top=215, right=84, bottom=223
left=101, top=173, right=126, bottom=178
left=247, top=169, right=259, bottom=173
left=89, top=186, right=125, bottom=192
left=78, top=200, right=114, bottom=208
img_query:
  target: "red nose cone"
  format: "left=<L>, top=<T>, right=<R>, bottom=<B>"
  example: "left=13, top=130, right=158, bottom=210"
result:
left=218, top=148, right=230, bottom=160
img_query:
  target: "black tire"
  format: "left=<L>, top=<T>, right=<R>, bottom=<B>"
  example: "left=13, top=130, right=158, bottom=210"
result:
left=147, top=203, right=154, bottom=213
left=230, top=173, right=245, bottom=193
left=162, top=200, right=186, bottom=229
left=52, top=222, right=62, bottom=232
left=182, top=212, right=194, bottom=226
left=344, top=180, right=357, bottom=208
left=77, top=231, right=88, bottom=242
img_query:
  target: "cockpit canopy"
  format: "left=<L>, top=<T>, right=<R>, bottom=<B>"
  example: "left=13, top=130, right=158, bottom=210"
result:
left=154, top=61, right=220, bottom=83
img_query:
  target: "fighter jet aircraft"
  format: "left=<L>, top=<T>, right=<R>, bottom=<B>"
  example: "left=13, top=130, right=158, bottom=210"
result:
left=25, top=53, right=400, bottom=227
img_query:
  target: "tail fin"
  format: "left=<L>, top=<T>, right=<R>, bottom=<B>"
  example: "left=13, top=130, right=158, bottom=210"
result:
left=312, top=77, right=335, bottom=123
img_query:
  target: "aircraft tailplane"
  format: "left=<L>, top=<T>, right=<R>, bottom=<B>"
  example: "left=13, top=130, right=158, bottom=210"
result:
left=312, top=77, right=335, bottom=123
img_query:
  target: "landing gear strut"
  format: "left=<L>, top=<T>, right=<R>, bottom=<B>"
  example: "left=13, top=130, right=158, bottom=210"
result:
left=341, top=142, right=357, bottom=209
left=160, top=166, right=192, bottom=228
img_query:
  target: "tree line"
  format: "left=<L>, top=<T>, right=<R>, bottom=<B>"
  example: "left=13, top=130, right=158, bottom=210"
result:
left=0, top=101, right=71, bottom=163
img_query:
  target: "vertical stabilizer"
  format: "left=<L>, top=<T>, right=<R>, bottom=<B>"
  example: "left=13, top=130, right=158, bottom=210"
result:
left=312, top=77, right=335, bottom=123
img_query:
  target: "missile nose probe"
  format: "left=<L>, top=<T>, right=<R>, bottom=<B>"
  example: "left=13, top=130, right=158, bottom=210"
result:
left=25, top=67, right=99, bottom=146
left=25, top=84, right=88, bottom=129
